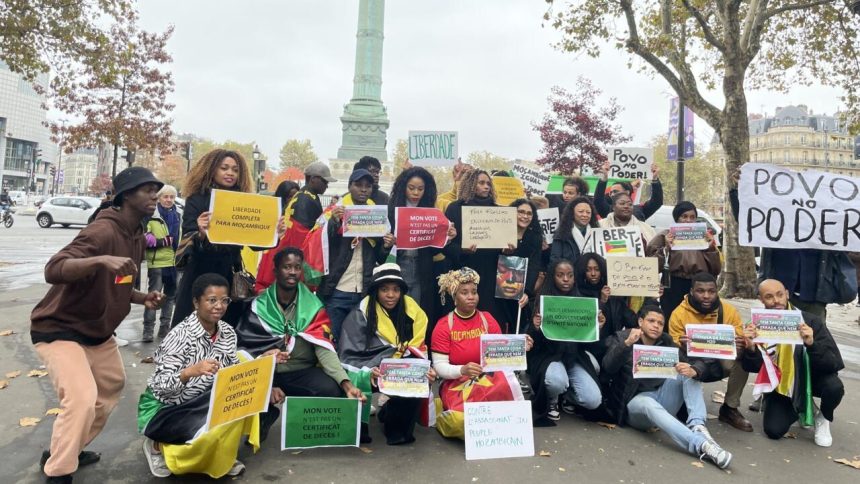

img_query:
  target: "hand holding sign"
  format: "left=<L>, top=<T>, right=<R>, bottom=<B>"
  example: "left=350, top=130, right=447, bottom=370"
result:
left=207, top=189, right=281, bottom=247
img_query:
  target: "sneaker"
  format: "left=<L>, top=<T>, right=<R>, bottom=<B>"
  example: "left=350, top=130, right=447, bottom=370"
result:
left=227, top=460, right=245, bottom=477
left=814, top=411, right=833, bottom=447
left=689, top=424, right=716, bottom=444
left=156, top=323, right=170, bottom=339
left=114, top=335, right=129, bottom=347
left=547, top=399, right=561, bottom=421
left=142, top=328, right=154, bottom=343
left=560, top=398, right=578, bottom=416
left=699, top=440, right=733, bottom=469
left=142, top=439, right=171, bottom=478
left=40, top=450, right=101, bottom=469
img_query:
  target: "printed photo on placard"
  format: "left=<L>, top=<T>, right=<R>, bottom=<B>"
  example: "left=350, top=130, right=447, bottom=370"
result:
left=495, top=255, right=527, bottom=300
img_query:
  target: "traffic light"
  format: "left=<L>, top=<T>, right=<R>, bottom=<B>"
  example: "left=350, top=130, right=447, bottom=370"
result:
left=50, top=166, right=56, bottom=177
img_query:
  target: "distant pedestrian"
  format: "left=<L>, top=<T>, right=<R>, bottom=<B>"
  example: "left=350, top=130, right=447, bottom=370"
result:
left=142, top=184, right=181, bottom=342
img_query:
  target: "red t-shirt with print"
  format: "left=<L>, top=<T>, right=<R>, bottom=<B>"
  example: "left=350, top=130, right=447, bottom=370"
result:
left=431, top=310, right=502, bottom=365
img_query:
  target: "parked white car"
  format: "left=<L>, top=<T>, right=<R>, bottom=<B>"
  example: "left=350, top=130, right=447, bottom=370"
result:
left=36, top=196, right=102, bottom=228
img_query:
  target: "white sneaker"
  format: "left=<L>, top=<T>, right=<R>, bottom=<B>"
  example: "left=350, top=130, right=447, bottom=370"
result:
left=547, top=398, right=561, bottom=421
left=699, top=440, right=732, bottom=469
left=142, top=439, right=171, bottom=478
left=690, top=424, right=716, bottom=444
left=227, top=460, right=245, bottom=476
left=114, top=335, right=129, bottom=347
left=814, top=411, right=833, bottom=447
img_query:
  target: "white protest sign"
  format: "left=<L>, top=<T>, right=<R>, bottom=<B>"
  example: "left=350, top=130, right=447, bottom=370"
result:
left=537, top=207, right=559, bottom=244
left=408, top=131, right=458, bottom=166
left=606, top=256, right=660, bottom=297
left=739, top=163, right=860, bottom=252
left=583, top=226, right=645, bottom=257
left=464, top=401, right=534, bottom=461
left=607, top=147, right=653, bottom=180
left=511, top=164, right=551, bottom=197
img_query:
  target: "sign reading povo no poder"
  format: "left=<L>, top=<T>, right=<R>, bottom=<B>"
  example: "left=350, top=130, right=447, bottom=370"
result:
left=607, top=147, right=653, bottom=180
left=408, top=131, right=458, bottom=166
left=739, top=163, right=860, bottom=252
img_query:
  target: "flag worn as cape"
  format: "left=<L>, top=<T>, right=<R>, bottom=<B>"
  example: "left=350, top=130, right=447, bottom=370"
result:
left=251, top=282, right=335, bottom=352
left=301, top=211, right=331, bottom=289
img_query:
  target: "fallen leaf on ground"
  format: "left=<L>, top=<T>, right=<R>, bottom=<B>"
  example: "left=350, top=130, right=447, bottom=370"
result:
left=359, top=447, right=373, bottom=454
left=834, top=458, right=860, bottom=469
left=597, top=421, right=617, bottom=430
left=558, top=467, right=566, bottom=472
left=0, top=379, right=8, bottom=389
left=45, top=408, right=63, bottom=416
left=706, top=414, right=718, bottom=420
left=691, top=461, right=704, bottom=468
left=28, top=369, right=48, bottom=378
left=290, top=451, right=302, bottom=455
left=5, top=370, right=21, bottom=379
left=0, top=330, right=14, bottom=336
left=140, top=356, right=154, bottom=364
left=784, top=432, right=797, bottom=439
left=711, top=391, right=725, bottom=404
left=539, top=450, right=552, bottom=457
left=19, top=417, right=41, bottom=427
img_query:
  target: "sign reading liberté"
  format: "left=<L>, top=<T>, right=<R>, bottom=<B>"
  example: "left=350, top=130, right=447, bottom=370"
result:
left=281, top=397, right=362, bottom=450
left=208, top=189, right=281, bottom=247
left=395, top=207, right=450, bottom=249
left=408, top=131, right=458, bottom=166
left=686, top=324, right=737, bottom=360
left=378, top=358, right=431, bottom=399
left=480, top=334, right=527, bottom=372
left=632, top=345, right=678, bottom=379
left=583, top=226, right=645, bottom=257
left=607, top=147, right=653, bottom=180
left=738, top=163, right=860, bottom=252
left=537, top=208, right=559, bottom=245
left=462, top=206, right=517, bottom=249
left=464, top=401, right=534, bottom=461
left=751, top=308, right=804, bottom=345
left=205, top=355, right=276, bottom=431
left=539, top=296, right=599, bottom=342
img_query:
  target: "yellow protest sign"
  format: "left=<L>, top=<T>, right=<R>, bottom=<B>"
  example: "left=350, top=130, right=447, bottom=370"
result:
left=206, top=355, right=276, bottom=430
left=492, top=177, right=526, bottom=206
left=207, top=189, right=281, bottom=247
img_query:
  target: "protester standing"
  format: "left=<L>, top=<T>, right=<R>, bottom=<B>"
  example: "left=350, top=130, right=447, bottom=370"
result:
left=550, top=196, right=599, bottom=267
left=497, top=198, right=542, bottom=333
left=599, top=192, right=656, bottom=246
left=353, top=155, right=390, bottom=205
left=593, top=162, right=662, bottom=221
left=143, top=185, right=181, bottom=342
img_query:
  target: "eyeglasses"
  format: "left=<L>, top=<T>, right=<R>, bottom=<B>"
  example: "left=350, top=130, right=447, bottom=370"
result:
left=203, top=297, right=232, bottom=307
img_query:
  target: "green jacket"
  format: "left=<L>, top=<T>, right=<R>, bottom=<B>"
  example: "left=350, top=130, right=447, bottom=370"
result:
left=145, top=212, right=175, bottom=269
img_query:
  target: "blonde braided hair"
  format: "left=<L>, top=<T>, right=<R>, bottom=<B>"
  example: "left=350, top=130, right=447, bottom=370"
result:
left=437, top=267, right=481, bottom=305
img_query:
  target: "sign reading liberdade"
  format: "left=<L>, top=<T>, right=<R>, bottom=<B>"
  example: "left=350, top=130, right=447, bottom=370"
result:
left=281, top=397, right=361, bottom=450
left=686, top=324, right=737, bottom=360
left=751, top=309, right=804, bottom=345
left=607, top=147, right=653, bottom=180
left=378, top=358, right=431, bottom=398
left=408, top=131, right=458, bottom=166
left=480, top=334, right=527, bottom=372
left=632, top=345, right=678, bottom=379
left=464, top=401, right=534, bottom=461
left=606, top=256, right=660, bottom=297
left=738, top=163, right=860, bottom=252
left=395, top=207, right=450, bottom=249
left=206, top=355, right=276, bottom=431
left=539, top=296, right=599, bottom=342
left=462, top=206, right=517, bottom=249
left=343, top=205, right=389, bottom=238
left=208, top=189, right=281, bottom=247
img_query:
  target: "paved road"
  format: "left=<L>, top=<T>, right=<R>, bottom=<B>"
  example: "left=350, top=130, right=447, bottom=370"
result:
left=1, top=216, right=859, bottom=483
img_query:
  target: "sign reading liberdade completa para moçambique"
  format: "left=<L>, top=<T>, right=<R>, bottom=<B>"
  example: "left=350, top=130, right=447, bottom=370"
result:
left=208, top=189, right=281, bottom=247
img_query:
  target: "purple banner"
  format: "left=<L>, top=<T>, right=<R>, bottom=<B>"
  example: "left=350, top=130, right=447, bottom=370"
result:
left=667, top=97, right=695, bottom=160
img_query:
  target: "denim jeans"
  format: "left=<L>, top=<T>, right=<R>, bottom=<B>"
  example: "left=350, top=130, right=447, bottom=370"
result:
left=325, top=289, right=363, bottom=343
left=544, top=361, right=602, bottom=410
left=143, top=267, right=177, bottom=328
left=626, top=376, right=707, bottom=455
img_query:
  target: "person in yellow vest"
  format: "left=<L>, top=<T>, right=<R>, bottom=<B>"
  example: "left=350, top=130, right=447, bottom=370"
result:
left=143, top=185, right=181, bottom=342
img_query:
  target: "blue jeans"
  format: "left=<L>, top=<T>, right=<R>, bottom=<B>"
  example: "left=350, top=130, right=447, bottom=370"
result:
left=544, top=361, right=602, bottom=410
left=325, top=289, right=362, bottom=343
left=626, top=376, right=707, bottom=455
left=143, top=267, right=177, bottom=328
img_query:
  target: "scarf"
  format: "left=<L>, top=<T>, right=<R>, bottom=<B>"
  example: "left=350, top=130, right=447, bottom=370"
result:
left=688, top=294, right=722, bottom=316
left=602, top=213, right=656, bottom=243
left=571, top=225, right=588, bottom=252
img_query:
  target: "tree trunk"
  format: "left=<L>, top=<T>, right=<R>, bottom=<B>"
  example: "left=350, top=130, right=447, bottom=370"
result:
left=112, top=144, right=119, bottom=178
left=719, top=63, right=757, bottom=298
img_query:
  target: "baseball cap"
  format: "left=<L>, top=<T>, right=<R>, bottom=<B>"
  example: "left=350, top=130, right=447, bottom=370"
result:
left=304, top=162, right=336, bottom=183
left=349, top=169, right=374, bottom=184
left=112, top=167, right=163, bottom=201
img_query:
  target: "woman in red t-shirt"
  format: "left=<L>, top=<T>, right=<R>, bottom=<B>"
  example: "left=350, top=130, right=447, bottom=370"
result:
left=431, top=267, right=533, bottom=439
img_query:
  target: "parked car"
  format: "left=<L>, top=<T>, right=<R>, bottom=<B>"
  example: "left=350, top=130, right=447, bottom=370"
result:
left=36, top=196, right=102, bottom=228
left=646, top=205, right=724, bottom=246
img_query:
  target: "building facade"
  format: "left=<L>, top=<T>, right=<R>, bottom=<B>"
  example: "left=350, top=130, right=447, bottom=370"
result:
left=60, top=147, right=102, bottom=195
left=0, top=60, right=57, bottom=196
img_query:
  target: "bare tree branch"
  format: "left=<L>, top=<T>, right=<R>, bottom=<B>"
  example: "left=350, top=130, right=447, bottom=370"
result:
left=764, top=0, right=835, bottom=19
left=681, top=0, right=726, bottom=52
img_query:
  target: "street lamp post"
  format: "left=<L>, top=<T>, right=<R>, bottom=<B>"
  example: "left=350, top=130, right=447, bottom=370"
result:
left=252, top=144, right=267, bottom=193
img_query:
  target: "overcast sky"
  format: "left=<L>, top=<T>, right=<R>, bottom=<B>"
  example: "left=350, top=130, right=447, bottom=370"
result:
left=136, top=0, right=845, bottom=164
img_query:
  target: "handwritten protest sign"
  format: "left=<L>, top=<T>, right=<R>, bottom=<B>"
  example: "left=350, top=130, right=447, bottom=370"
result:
left=378, top=358, right=431, bottom=398
left=669, top=223, right=709, bottom=250
left=537, top=208, right=559, bottom=244
left=208, top=189, right=280, bottom=247
left=686, top=324, right=737, bottom=360
left=607, top=147, right=653, bottom=180
left=408, top=131, right=458, bottom=166
left=493, top=177, right=526, bottom=206
left=462, top=206, right=517, bottom=249
left=606, top=256, right=660, bottom=297
left=395, top=207, right=449, bottom=249
left=465, top=401, right=534, bottom=461
left=495, top=255, right=527, bottom=300
left=751, top=309, right=804, bottom=345
left=343, top=205, right=389, bottom=237
left=539, top=296, right=599, bottom=342
left=583, top=226, right=645, bottom=257
left=206, top=355, right=275, bottom=431
left=281, top=397, right=361, bottom=450
left=632, top=345, right=678, bottom=379
left=739, top=163, right=860, bottom=252
left=480, top=334, right=527, bottom=372
left=512, top=164, right=551, bottom=197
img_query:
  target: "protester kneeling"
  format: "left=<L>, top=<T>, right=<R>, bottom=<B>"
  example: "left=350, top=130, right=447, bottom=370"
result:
left=138, top=273, right=285, bottom=478
left=603, top=306, right=733, bottom=469
left=339, top=263, right=436, bottom=445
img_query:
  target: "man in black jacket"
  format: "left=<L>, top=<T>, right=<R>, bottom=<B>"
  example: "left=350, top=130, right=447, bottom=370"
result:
left=741, top=279, right=845, bottom=447
left=603, top=305, right=732, bottom=468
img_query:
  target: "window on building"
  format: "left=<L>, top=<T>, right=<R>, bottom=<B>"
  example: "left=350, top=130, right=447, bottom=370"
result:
left=801, top=135, right=806, bottom=145
left=784, top=151, right=789, bottom=162
left=803, top=151, right=808, bottom=162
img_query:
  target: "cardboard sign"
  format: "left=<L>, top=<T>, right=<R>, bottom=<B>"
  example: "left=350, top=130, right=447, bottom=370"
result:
left=461, top=206, right=517, bottom=249
left=669, top=223, right=709, bottom=250
left=512, top=164, right=551, bottom=197
left=632, top=345, right=678, bottom=379
left=208, top=189, right=281, bottom=247
left=607, top=147, right=653, bottom=180
left=495, top=255, right=528, bottom=300
left=408, top=131, right=458, bottom=166
left=606, top=256, right=660, bottom=297
left=480, top=334, right=527, bottom=372
left=378, top=358, right=431, bottom=398
left=343, top=205, right=389, bottom=237
left=539, top=296, right=599, bottom=342
left=738, top=163, right=860, bottom=252
left=537, top=207, right=559, bottom=244
left=751, top=309, right=804, bottom=345
left=281, top=397, right=361, bottom=450
left=583, top=226, right=645, bottom=257
left=206, top=355, right=276, bottom=430
left=464, top=401, right=534, bottom=461
left=686, top=324, right=737, bottom=360
left=395, top=207, right=450, bottom=249
left=493, top=176, right=526, bottom=206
